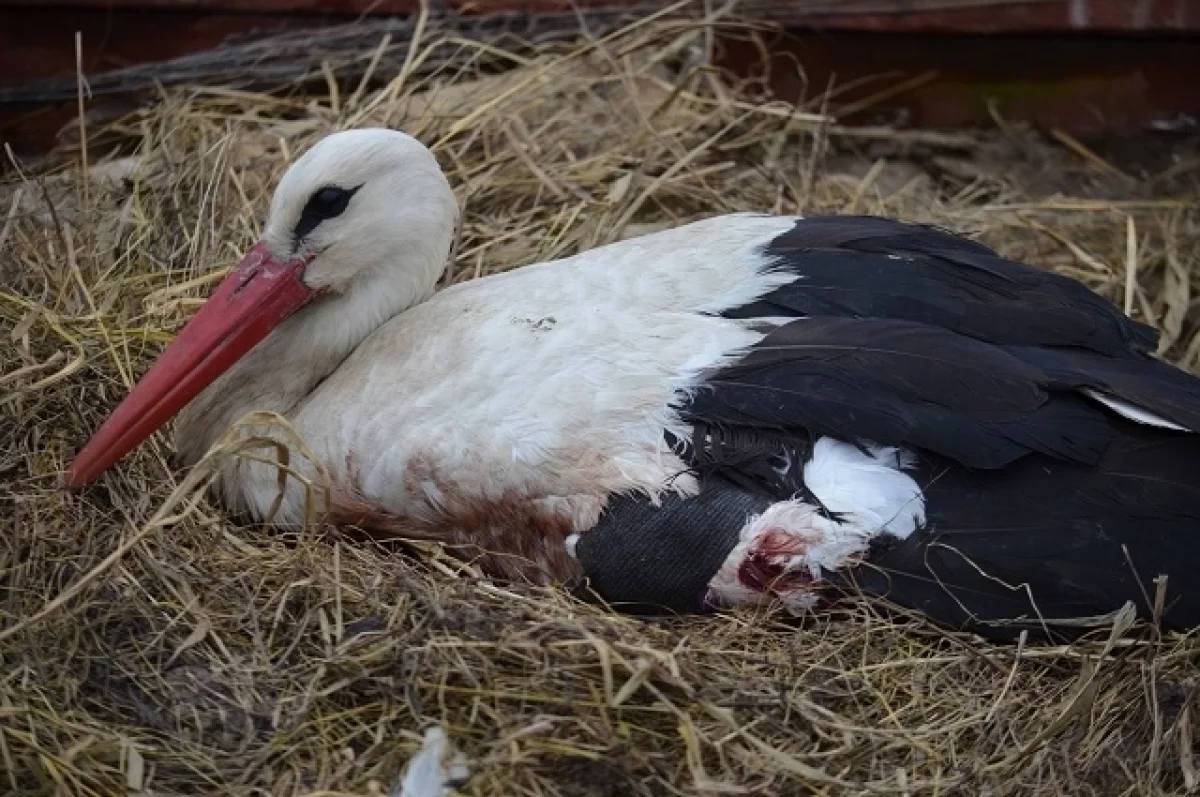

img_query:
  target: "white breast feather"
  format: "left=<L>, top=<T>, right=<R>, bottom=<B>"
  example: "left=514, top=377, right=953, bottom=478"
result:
left=802, top=437, right=926, bottom=539
left=229, top=214, right=800, bottom=526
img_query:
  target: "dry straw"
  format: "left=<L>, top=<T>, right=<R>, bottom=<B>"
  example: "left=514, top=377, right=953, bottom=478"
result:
left=2, top=5, right=1199, bottom=795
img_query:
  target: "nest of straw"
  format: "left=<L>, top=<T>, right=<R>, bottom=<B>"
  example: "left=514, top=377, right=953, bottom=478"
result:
left=3, top=8, right=1200, bottom=795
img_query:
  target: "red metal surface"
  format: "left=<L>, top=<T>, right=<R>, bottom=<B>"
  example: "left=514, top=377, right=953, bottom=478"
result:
left=2, top=0, right=1199, bottom=31
left=0, top=7, right=316, bottom=153
left=3, top=1, right=1198, bottom=87
left=2, top=1, right=1199, bottom=156
left=766, top=0, right=1200, bottom=32
left=0, top=9, right=312, bottom=83
left=720, top=30, right=1200, bottom=134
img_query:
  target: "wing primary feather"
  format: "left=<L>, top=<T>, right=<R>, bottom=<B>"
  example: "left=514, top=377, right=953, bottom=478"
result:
left=740, top=215, right=1159, bottom=355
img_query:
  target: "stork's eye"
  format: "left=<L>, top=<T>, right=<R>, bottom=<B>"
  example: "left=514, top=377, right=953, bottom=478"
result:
left=294, top=184, right=361, bottom=242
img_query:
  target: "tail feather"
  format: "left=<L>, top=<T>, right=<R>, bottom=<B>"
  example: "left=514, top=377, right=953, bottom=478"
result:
left=846, top=421, right=1200, bottom=640
left=1005, top=346, right=1200, bottom=432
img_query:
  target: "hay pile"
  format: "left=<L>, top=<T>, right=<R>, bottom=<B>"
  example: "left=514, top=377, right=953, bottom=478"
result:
left=3, top=9, right=1200, bottom=795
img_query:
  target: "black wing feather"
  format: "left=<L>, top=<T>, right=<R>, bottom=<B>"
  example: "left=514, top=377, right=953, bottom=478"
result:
left=840, top=426, right=1200, bottom=639
left=729, top=215, right=1158, bottom=356
left=685, top=215, right=1197, bottom=470
left=1005, top=345, right=1200, bottom=431
left=682, top=317, right=1115, bottom=469
left=581, top=214, right=1200, bottom=638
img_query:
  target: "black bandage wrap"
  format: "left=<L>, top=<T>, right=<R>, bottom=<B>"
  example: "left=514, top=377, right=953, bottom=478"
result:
left=574, top=475, right=772, bottom=614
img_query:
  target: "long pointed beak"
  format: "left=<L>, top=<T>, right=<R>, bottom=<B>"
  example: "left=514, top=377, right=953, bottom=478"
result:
left=64, top=242, right=319, bottom=487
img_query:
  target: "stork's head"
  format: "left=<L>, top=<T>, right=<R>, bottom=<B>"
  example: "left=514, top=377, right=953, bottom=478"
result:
left=65, top=128, right=459, bottom=487
left=264, top=128, right=457, bottom=293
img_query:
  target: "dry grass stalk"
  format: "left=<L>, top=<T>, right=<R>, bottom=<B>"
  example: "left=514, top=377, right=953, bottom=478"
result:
left=2, top=8, right=1199, bottom=796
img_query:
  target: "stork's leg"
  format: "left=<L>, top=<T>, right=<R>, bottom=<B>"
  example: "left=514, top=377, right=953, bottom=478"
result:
left=570, top=475, right=769, bottom=613
left=571, top=437, right=927, bottom=614
left=703, top=500, right=874, bottom=612
left=571, top=481, right=895, bottom=614
left=569, top=473, right=891, bottom=614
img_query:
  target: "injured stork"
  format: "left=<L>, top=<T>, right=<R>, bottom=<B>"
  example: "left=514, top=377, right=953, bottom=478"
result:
left=66, top=128, right=1200, bottom=640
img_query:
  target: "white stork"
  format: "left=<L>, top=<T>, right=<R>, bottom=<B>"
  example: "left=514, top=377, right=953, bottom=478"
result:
left=67, top=128, right=1200, bottom=639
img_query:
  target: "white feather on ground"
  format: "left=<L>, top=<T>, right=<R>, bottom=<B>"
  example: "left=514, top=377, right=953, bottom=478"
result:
left=393, top=726, right=470, bottom=797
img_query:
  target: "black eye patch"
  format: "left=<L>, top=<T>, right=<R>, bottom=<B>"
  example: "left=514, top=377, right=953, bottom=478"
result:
left=293, top=184, right=362, bottom=244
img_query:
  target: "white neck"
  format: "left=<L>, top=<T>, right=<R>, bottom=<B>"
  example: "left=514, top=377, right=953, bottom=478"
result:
left=173, top=127, right=460, bottom=465
left=173, top=226, right=454, bottom=465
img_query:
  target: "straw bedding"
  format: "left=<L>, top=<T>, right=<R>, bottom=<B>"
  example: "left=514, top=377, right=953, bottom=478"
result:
left=2, top=8, right=1199, bottom=795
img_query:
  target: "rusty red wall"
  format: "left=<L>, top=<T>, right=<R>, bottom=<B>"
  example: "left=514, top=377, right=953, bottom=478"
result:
left=2, top=0, right=1199, bottom=154
left=2, top=0, right=1198, bottom=32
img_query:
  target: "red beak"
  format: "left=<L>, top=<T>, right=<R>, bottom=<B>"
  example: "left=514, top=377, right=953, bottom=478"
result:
left=64, top=242, right=319, bottom=487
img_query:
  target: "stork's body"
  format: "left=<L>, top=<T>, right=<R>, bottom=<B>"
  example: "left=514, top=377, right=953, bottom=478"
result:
left=69, top=129, right=1200, bottom=640
left=183, top=216, right=791, bottom=536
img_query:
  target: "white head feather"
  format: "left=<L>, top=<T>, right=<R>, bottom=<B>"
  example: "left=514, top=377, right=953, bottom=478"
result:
left=175, top=128, right=459, bottom=464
